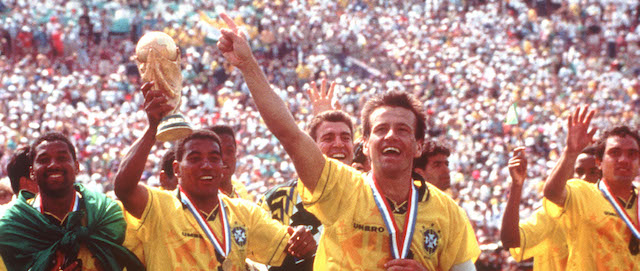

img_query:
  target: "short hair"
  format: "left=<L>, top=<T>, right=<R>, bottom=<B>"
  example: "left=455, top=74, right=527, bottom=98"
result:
left=30, top=132, right=77, bottom=163
left=352, top=139, right=367, bottom=164
left=161, top=148, right=176, bottom=178
left=413, top=141, right=451, bottom=170
left=7, top=146, right=31, bottom=194
left=175, top=129, right=222, bottom=161
left=594, top=125, right=640, bottom=160
left=581, top=145, right=597, bottom=156
left=306, top=110, right=354, bottom=141
left=208, top=125, right=236, bottom=148
left=361, top=91, right=426, bottom=140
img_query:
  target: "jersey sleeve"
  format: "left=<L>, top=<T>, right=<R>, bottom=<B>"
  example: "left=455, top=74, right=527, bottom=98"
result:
left=297, top=157, right=361, bottom=226
left=444, top=205, right=481, bottom=268
left=509, top=207, right=555, bottom=261
left=241, top=199, right=290, bottom=266
left=543, top=179, right=589, bottom=228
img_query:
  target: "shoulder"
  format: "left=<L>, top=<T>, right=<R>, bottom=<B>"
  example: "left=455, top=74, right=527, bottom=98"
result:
left=566, top=179, right=599, bottom=195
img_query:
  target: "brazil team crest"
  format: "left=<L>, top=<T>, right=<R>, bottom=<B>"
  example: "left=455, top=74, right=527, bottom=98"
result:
left=422, top=224, right=440, bottom=255
left=232, top=226, right=247, bottom=247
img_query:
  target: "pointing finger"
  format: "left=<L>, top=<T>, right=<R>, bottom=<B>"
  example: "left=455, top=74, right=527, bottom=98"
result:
left=220, top=13, right=238, bottom=33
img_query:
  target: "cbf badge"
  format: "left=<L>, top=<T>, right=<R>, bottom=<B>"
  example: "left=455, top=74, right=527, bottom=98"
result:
left=232, top=226, right=247, bottom=247
left=422, top=224, right=440, bottom=255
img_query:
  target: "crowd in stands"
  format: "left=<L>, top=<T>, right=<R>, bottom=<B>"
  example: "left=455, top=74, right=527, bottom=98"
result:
left=1, top=0, right=639, bottom=268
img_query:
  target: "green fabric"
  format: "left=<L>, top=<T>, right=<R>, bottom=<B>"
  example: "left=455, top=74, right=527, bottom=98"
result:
left=0, top=184, right=145, bottom=271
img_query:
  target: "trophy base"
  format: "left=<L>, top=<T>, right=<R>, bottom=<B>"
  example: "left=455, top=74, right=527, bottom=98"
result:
left=156, top=114, right=192, bottom=142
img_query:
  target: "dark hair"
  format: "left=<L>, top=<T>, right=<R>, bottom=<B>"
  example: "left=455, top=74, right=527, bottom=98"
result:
left=581, top=145, right=597, bottom=156
left=7, top=146, right=31, bottom=194
left=306, top=110, right=354, bottom=141
left=175, top=129, right=222, bottom=161
left=161, top=148, right=176, bottom=178
left=413, top=141, right=451, bottom=170
left=594, top=125, right=640, bottom=160
left=208, top=125, right=236, bottom=148
left=30, top=132, right=77, bottom=163
left=352, top=139, right=367, bottom=164
left=361, top=91, right=426, bottom=140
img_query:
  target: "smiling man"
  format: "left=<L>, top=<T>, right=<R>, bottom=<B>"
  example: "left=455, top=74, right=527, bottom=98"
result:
left=543, top=106, right=640, bottom=269
left=114, top=82, right=315, bottom=270
left=0, top=132, right=143, bottom=271
left=259, top=109, right=354, bottom=270
left=217, top=13, right=479, bottom=270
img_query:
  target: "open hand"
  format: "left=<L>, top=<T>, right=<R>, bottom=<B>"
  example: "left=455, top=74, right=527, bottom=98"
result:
left=307, top=78, right=341, bottom=115
left=508, top=147, right=527, bottom=187
left=566, top=105, right=597, bottom=154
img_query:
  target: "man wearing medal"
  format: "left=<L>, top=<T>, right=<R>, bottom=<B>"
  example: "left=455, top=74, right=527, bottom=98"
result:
left=114, top=82, right=315, bottom=270
left=544, top=105, right=640, bottom=269
left=216, top=12, right=480, bottom=270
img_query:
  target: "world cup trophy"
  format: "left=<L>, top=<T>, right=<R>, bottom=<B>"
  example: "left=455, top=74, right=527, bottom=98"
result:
left=135, top=31, right=192, bottom=141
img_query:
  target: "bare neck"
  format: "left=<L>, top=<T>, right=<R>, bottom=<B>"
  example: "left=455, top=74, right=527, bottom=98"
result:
left=220, top=179, right=234, bottom=197
left=605, top=178, right=633, bottom=202
left=40, top=190, right=76, bottom=219
left=374, top=172, right=412, bottom=204
left=190, top=193, right=220, bottom=215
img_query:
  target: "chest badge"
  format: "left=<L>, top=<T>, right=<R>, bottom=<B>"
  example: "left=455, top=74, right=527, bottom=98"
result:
left=423, top=224, right=440, bottom=255
left=232, top=226, right=247, bottom=247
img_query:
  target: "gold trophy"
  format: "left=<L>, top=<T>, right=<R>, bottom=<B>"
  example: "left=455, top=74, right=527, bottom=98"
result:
left=135, top=31, right=192, bottom=141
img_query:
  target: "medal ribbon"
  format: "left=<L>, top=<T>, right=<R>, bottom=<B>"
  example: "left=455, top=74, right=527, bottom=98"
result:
left=179, top=186, right=231, bottom=257
left=367, top=175, right=418, bottom=259
left=598, top=181, right=640, bottom=239
left=34, top=192, right=80, bottom=214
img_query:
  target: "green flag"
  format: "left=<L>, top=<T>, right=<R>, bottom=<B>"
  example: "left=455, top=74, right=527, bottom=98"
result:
left=505, top=103, right=519, bottom=125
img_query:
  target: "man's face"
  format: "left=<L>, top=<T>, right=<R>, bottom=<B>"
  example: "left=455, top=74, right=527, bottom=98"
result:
left=31, top=140, right=78, bottom=198
left=315, top=121, right=354, bottom=165
left=364, top=106, right=421, bottom=177
left=218, top=134, right=237, bottom=182
left=175, top=138, right=223, bottom=199
left=574, top=153, right=600, bottom=183
left=600, top=135, right=640, bottom=185
left=422, top=154, right=451, bottom=190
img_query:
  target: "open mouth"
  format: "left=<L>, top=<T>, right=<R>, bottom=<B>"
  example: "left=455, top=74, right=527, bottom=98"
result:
left=382, top=147, right=400, bottom=155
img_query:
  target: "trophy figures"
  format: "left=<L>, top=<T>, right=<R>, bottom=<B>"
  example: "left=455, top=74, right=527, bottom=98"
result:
left=135, top=31, right=192, bottom=141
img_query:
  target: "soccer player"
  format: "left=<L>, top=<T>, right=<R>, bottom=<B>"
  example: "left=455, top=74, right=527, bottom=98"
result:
left=501, top=147, right=568, bottom=270
left=544, top=105, right=640, bottom=268
left=114, top=82, right=314, bottom=269
left=413, top=141, right=451, bottom=191
left=217, top=13, right=480, bottom=270
left=0, top=132, right=143, bottom=271
left=207, top=125, right=250, bottom=200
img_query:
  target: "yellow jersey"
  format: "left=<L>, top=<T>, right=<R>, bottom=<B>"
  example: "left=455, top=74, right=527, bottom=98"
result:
left=544, top=179, right=640, bottom=270
left=129, top=186, right=290, bottom=270
left=298, top=158, right=480, bottom=270
left=509, top=206, right=568, bottom=271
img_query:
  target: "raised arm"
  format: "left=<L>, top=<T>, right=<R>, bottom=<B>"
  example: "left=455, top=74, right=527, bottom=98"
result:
left=307, top=78, right=341, bottom=116
left=217, top=13, right=324, bottom=192
left=543, top=106, right=596, bottom=206
left=500, top=147, right=527, bottom=248
left=114, top=82, right=174, bottom=218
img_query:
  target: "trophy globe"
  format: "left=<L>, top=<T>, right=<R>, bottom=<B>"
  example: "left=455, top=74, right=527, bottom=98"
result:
left=135, top=31, right=192, bottom=141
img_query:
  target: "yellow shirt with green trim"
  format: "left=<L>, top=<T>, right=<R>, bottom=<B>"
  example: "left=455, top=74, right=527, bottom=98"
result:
left=544, top=179, right=640, bottom=270
left=298, top=158, right=480, bottom=270
left=231, top=178, right=251, bottom=201
left=508, top=206, right=568, bottom=271
left=128, top=186, right=290, bottom=270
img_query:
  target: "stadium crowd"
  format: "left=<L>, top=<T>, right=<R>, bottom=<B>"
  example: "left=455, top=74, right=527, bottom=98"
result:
left=1, top=0, right=640, bottom=269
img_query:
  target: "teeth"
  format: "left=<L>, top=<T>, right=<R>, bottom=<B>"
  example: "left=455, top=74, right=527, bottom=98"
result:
left=49, top=174, right=62, bottom=178
left=332, top=154, right=346, bottom=159
left=201, top=176, right=213, bottom=180
left=383, top=147, right=400, bottom=154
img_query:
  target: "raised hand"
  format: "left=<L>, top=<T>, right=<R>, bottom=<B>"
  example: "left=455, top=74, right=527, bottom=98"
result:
left=141, top=81, right=173, bottom=129
left=566, top=105, right=597, bottom=154
left=508, top=147, right=527, bottom=187
left=307, top=78, right=342, bottom=116
left=217, top=13, right=254, bottom=69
